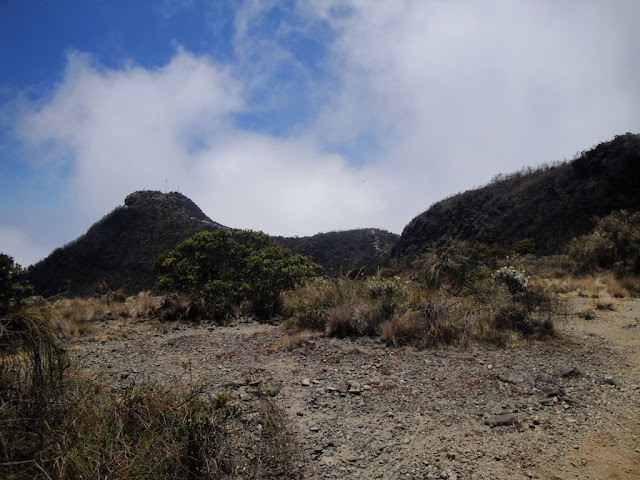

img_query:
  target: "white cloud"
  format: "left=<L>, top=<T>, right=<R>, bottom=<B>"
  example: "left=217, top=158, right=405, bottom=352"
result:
left=0, top=225, right=50, bottom=267
left=16, top=48, right=384, bottom=238
left=305, top=0, right=640, bottom=207
left=8, top=0, right=640, bottom=263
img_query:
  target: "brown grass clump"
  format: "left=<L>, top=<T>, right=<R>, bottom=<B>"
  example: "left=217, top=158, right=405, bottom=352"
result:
left=136, top=290, right=159, bottom=315
left=547, top=273, right=640, bottom=299
left=284, top=267, right=562, bottom=349
left=282, top=277, right=405, bottom=337
left=280, top=331, right=321, bottom=352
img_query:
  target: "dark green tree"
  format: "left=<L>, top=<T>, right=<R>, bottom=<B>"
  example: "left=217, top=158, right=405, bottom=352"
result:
left=154, top=230, right=324, bottom=321
left=0, top=253, right=32, bottom=315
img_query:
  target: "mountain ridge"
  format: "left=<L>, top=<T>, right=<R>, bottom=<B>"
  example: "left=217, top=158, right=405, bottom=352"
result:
left=392, top=132, right=640, bottom=259
left=25, top=132, right=640, bottom=296
left=27, top=191, right=398, bottom=295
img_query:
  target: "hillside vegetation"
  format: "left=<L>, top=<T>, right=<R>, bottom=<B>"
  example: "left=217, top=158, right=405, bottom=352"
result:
left=273, top=228, right=398, bottom=276
left=393, top=132, right=640, bottom=260
left=27, top=194, right=396, bottom=297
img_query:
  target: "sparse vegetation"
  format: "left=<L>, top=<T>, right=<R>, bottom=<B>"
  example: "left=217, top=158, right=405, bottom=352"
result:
left=283, top=242, right=562, bottom=348
left=1, top=308, right=301, bottom=479
left=393, top=133, right=640, bottom=259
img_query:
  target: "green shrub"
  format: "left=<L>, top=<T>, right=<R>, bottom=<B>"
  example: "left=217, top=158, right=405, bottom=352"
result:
left=511, top=238, right=537, bottom=255
left=568, top=210, right=640, bottom=276
left=0, top=253, right=32, bottom=315
left=154, top=230, right=324, bottom=321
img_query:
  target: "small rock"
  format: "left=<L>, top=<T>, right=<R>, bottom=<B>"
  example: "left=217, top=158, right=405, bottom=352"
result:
left=560, top=367, right=580, bottom=378
left=268, top=387, right=280, bottom=397
left=603, top=376, right=618, bottom=386
left=499, top=371, right=535, bottom=387
left=542, top=386, right=564, bottom=398
left=485, top=414, right=518, bottom=427
left=309, top=426, right=320, bottom=432
left=537, top=371, right=553, bottom=383
left=302, top=378, right=311, bottom=387
left=337, top=382, right=350, bottom=393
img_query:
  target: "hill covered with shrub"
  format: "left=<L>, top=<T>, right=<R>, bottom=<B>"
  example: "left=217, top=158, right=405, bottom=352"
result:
left=272, top=228, right=399, bottom=276
left=27, top=191, right=227, bottom=296
left=27, top=192, right=397, bottom=296
left=392, top=133, right=640, bottom=260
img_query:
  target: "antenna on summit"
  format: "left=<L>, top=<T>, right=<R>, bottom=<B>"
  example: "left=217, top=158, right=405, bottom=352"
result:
left=165, top=179, right=167, bottom=193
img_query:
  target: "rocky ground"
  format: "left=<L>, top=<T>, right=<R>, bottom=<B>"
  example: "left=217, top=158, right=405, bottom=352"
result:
left=72, top=296, right=640, bottom=479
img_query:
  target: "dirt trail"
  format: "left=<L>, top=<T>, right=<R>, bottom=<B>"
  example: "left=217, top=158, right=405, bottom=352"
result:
left=73, top=297, right=640, bottom=479
left=558, top=297, right=640, bottom=480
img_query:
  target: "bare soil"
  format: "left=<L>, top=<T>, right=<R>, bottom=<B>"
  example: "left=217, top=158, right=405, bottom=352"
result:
left=72, top=296, right=640, bottom=479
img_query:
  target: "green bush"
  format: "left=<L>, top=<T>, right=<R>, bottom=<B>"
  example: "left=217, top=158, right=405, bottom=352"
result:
left=568, top=210, right=640, bottom=276
left=154, top=230, right=324, bottom=321
left=0, top=253, right=32, bottom=315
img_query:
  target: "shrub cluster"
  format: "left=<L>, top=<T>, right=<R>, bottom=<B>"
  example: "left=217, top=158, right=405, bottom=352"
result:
left=154, top=230, right=324, bottom=322
left=412, top=240, right=499, bottom=293
left=568, top=210, right=640, bottom=276
left=282, top=277, right=405, bottom=337
left=283, top=242, right=561, bottom=348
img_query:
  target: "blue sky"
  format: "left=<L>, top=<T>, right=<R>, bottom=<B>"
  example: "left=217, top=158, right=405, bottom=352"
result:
left=1, top=0, right=639, bottom=267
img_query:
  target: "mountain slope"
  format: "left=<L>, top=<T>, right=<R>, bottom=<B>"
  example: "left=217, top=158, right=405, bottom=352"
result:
left=273, top=228, right=399, bottom=276
left=27, top=191, right=227, bottom=296
left=392, top=132, right=640, bottom=259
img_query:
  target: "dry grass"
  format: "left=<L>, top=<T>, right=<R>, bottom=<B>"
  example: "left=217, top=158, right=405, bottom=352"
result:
left=280, top=330, right=321, bottom=352
left=44, top=293, right=166, bottom=344
left=284, top=274, right=561, bottom=349
left=136, top=290, right=159, bottom=315
left=546, top=273, right=640, bottom=299
left=590, top=297, right=616, bottom=311
left=0, top=306, right=302, bottom=480
left=617, top=276, right=640, bottom=297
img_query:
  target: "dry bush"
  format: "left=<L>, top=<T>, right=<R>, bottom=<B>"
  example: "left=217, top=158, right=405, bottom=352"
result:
left=135, top=290, right=159, bottom=316
left=547, top=272, right=639, bottom=299
left=282, top=277, right=405, bottom=336
left=287, top=269, right=562, bottom=349
left=618, top=276, right=640, bottom=297
left=590, top=297, right=616, bottom=311
left=280, top=331, right=321, bottom=352
left=1, top=307, right=302, bottom=480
